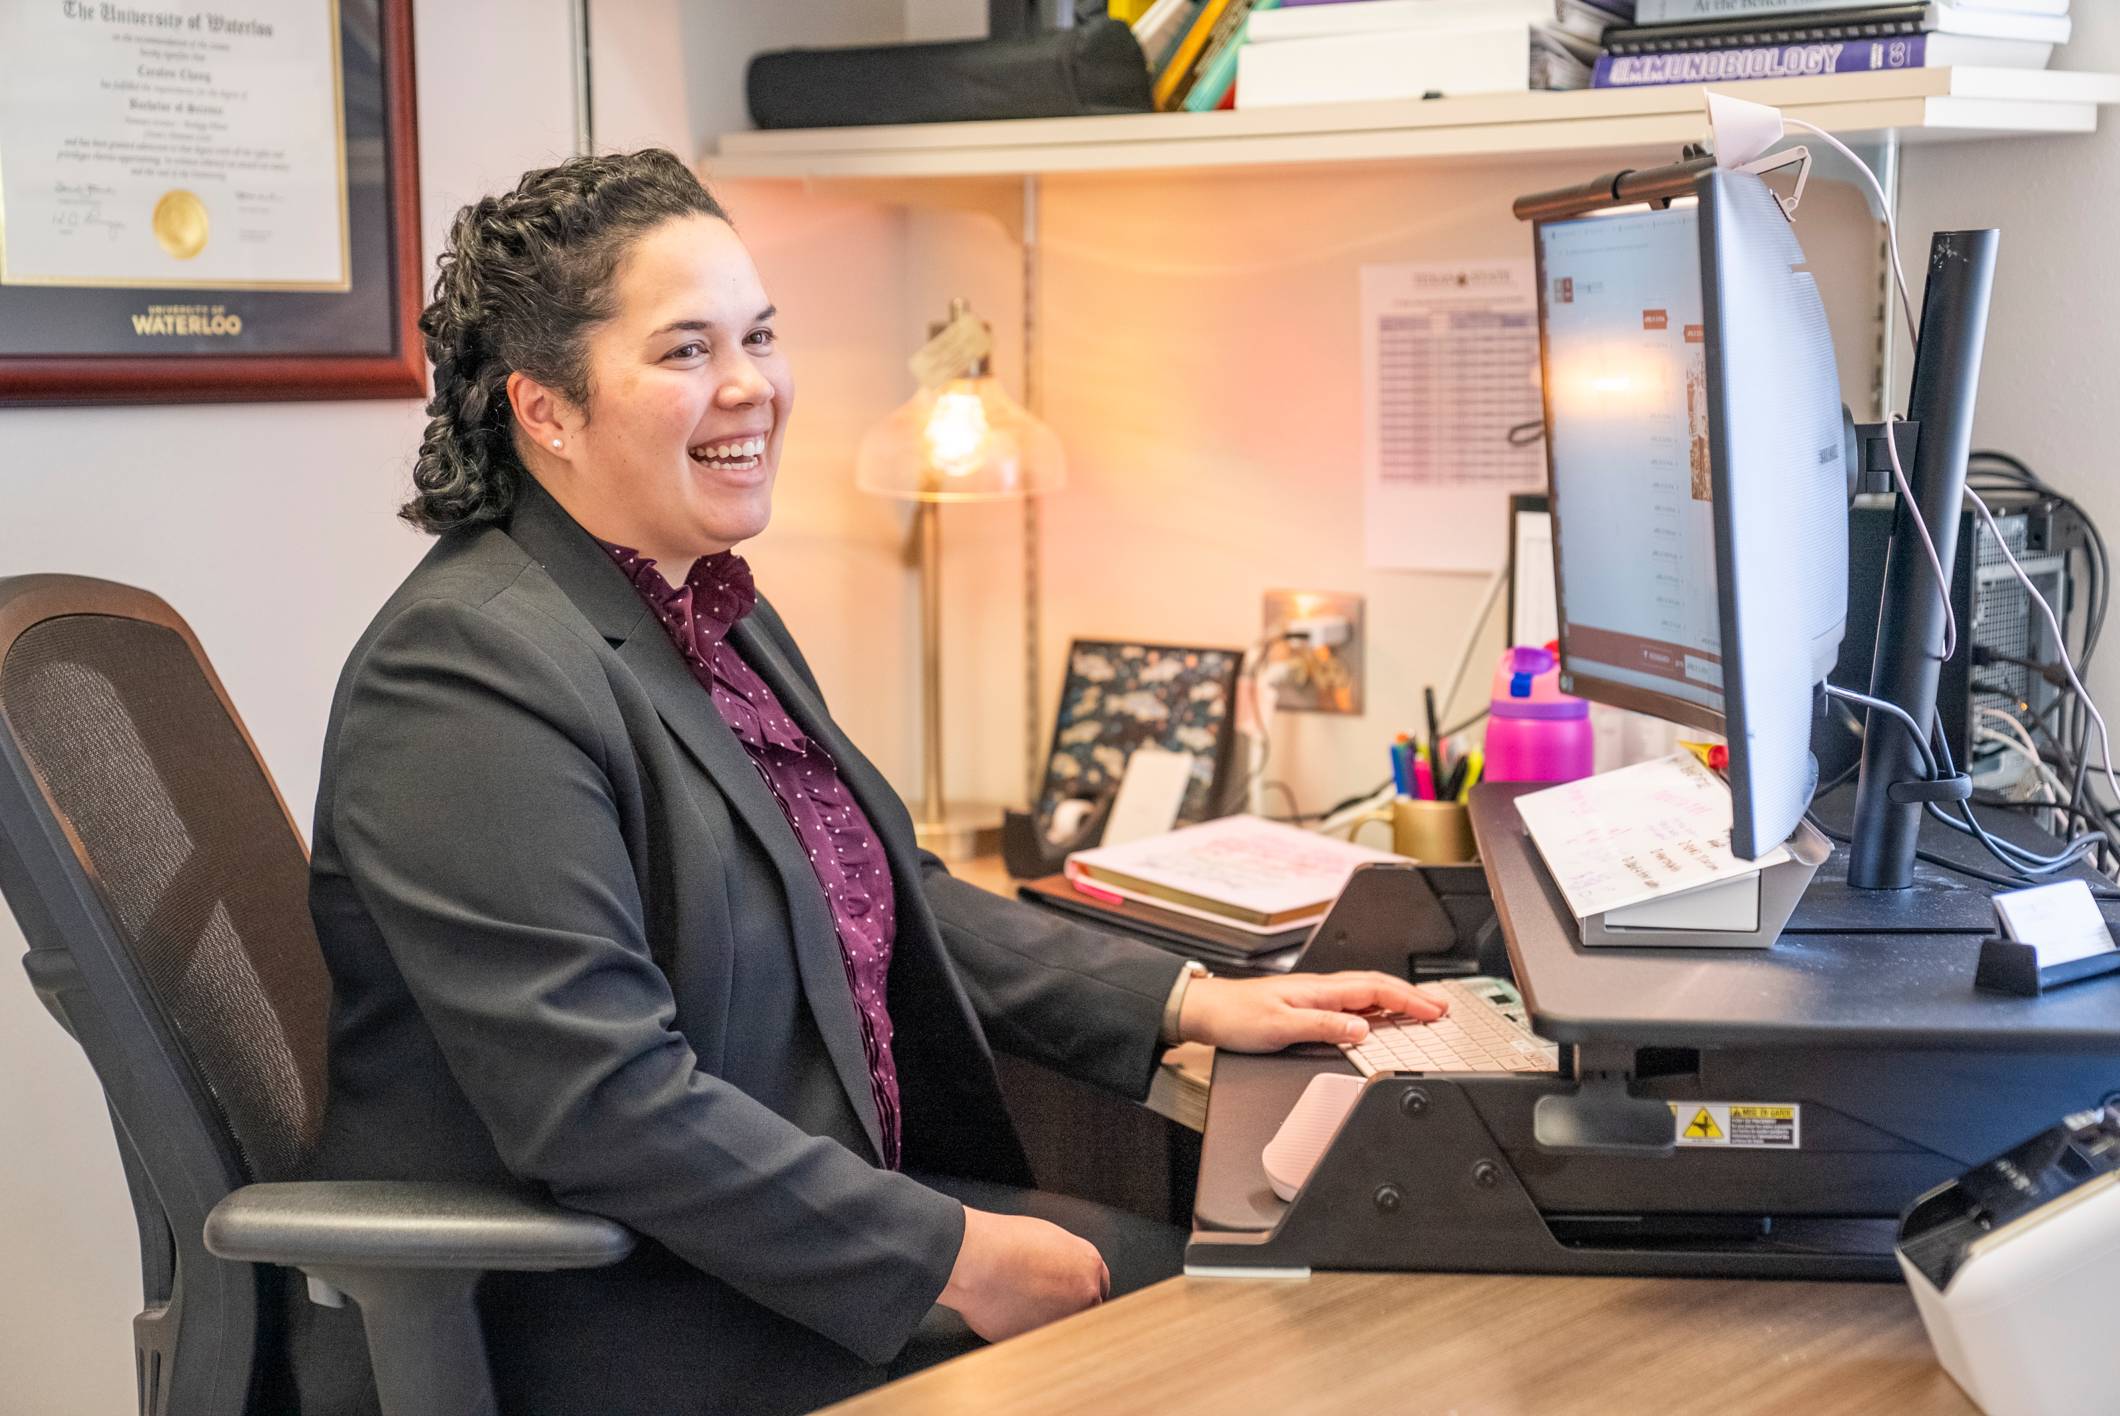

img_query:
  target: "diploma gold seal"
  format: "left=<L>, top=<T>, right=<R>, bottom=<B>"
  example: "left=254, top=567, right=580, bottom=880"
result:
left=151, top=190, right=210, bottom=260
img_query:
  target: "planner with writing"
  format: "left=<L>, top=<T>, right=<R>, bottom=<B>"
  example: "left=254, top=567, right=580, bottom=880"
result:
left=1066, top=814, right=1399, bottom=934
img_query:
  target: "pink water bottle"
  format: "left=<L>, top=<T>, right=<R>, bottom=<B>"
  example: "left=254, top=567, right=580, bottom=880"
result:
left=1484, top=644, right=1594, bottom=784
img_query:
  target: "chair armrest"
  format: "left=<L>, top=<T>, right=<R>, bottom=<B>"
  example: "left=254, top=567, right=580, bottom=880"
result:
left=204, top=1180, right=634, bottom=1273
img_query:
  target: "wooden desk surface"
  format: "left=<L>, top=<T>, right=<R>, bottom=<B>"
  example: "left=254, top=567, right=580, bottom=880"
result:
left=909, top=856, right=1965, bottom=1411
left=822, top=1271, right=1971, bottom=1416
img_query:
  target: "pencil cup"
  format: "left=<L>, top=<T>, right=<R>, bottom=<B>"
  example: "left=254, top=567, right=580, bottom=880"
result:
left=1348, top=796, right=1477, bottom=864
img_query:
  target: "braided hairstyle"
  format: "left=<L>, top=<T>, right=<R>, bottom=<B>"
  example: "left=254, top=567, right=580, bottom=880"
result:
left=401, top=149, right=729, bottom=533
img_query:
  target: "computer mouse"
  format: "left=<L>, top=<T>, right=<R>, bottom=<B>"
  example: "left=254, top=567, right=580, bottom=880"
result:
left=1262, top=1071, right=1366, bottom=1202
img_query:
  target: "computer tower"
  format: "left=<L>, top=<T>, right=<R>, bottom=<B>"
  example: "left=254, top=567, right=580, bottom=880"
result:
left=1819, top=496, right=2071, bottom=789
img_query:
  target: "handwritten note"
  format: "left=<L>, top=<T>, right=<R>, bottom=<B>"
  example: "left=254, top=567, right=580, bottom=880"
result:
left=1515, top=753, right=1789, bottom=921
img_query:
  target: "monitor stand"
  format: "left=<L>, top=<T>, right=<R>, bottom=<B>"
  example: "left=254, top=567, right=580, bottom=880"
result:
left=1786, top=851, right=1997, bottom=934
left=1788, top=784, right=2078, bottom=934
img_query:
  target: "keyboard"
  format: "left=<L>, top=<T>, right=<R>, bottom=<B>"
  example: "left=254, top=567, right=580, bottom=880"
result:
left=1341, top=976, right=1560, bottom=1077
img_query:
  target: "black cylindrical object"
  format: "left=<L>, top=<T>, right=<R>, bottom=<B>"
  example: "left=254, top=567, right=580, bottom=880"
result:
left=1847, top=229, right=1999, bottom=890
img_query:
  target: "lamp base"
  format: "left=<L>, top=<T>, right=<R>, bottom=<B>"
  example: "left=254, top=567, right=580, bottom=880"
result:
left=913, top=803, right=1006, bottom=863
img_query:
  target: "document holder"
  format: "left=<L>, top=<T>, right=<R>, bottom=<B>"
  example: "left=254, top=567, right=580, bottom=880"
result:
left=1574, top=817, right=1833, bottom=950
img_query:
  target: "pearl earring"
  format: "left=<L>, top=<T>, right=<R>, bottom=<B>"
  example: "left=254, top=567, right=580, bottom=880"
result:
left=550, top=438, right=563, bottom=449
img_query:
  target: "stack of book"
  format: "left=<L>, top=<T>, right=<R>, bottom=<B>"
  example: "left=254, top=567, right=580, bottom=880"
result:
left=1134, top=0, right=1634, bottom=112
left=1592, top=0, right=2072, bottom=89
left=1018, top=814, right=1399, bottom=972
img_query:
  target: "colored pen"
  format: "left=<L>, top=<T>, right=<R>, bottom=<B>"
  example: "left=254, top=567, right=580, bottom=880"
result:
left=1424, top=686, right=1443, bottom=779
left=1413, top=754, right=1436, bottom=802
left=1679, top=739, right=1730, bottom=771
left=1455, top=750, right=1484, bottom=804
left=1391, top=736, right=1413, bottom=796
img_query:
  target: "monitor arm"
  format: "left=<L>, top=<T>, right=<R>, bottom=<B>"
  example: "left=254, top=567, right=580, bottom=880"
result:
left=1845, top=230, right=2000, bottom=889
left=1845, top=412, right=1919, bottom=502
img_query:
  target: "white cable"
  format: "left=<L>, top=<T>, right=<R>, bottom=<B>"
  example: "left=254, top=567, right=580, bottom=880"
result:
left=1310, top=781, right=1398, bottom=839
left=1782, top=117, right=1956, bottom=663
left=1965, top=485, right=2120, bottom=816
left=1782, top=118, right=1916, bottom=348
left=1237, top=632, right=1283, bottom=816
left=1976, top=705, right=2059, bottom=800
left=1974, top=726, right=2067, bottom=837
left=1438, top=566, right=1508, bottom=722
left=1974, top=721, right=2065, bottom=809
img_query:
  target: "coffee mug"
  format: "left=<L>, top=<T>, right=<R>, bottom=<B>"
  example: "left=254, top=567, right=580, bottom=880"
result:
left=1345, top=795, right=1477, bottom=863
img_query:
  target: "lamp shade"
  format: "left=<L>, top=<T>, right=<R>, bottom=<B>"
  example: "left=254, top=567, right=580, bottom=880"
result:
left=856, top=374, right=1066, bottom=503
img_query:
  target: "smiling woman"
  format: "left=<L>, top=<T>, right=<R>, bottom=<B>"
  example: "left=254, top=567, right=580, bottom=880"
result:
left=302, top=147, right=1442, bottom=1416
left=503, top=212, right=793, bottom=573
left=399, top=149, right=737, bottom=541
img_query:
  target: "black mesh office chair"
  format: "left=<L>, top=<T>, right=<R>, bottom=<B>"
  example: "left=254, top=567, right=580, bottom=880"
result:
left=0, top=575, right=631, bottom=1416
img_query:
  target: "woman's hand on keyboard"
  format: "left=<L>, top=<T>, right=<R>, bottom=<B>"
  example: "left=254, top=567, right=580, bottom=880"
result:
left=1176, top=971, right=1446, bottom=1051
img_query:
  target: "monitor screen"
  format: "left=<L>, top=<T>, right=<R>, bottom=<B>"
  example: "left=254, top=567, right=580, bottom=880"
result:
left=1528, top=168, right=1849, bottom=858
left=1535, top=202, right=1724, bottom=731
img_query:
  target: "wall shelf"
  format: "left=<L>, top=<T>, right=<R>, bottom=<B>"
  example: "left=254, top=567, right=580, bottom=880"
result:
left=706, top=67, right=2120, bottom=187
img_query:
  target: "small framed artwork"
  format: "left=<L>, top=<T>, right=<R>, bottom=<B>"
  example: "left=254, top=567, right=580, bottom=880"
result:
left=1039, top=639, right=1243, bottom=825
left=0, top=0, right=422, bottom=405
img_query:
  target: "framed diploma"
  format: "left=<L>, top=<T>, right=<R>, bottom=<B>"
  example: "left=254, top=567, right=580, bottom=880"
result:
left=0, top=0, right=421, bottom=405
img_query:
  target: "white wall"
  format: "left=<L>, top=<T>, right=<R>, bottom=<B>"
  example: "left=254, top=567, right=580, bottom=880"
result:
left=0, top=4, right=581, bottom=1411
left=592, top=0, right=908, bottom=160
left=1897, top=8, right=2120, bottom=711
left=904, top=0, right=991, bottom=43
left=0, top=2, right=938, bottom=1404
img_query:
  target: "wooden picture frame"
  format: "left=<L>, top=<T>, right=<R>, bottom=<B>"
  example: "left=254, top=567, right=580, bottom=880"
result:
left=0, top=0, right=422, bottom=406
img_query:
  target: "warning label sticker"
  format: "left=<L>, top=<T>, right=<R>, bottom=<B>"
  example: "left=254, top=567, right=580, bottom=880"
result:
left=1669, top=1102, right=1801, bottom=1149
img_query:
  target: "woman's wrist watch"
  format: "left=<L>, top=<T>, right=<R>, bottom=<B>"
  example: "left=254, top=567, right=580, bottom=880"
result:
left=1159, top=960, right=1212, bottom=1046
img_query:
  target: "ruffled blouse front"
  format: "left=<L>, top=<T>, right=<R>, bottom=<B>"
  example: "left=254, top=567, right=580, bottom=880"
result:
left=600, top=542, right=903, bottom=1169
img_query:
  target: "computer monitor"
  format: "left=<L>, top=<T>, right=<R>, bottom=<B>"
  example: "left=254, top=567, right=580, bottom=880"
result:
left=1527, top=164, right=1850, bottom=860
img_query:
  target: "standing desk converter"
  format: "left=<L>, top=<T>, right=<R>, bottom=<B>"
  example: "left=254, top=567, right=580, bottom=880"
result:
left=1186, top=783, right=2120, bottom=1279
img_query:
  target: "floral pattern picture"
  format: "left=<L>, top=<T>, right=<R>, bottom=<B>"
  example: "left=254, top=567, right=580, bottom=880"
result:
left=1039, top=639, right=1242, bottom=825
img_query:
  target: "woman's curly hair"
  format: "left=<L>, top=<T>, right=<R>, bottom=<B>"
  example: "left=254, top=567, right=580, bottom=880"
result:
left=401, top=149, right=728, bottom=533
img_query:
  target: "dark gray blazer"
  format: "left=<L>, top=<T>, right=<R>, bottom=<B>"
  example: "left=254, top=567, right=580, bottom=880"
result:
left=303, top=476, right=1185, bottom=1415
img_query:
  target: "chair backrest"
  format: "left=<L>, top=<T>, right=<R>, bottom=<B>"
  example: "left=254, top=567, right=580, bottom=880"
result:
left=0, top=574, right=328, bottom=1416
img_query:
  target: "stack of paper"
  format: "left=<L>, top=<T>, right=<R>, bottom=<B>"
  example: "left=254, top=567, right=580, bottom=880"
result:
left=1235, top=0, right=1636, bottom=108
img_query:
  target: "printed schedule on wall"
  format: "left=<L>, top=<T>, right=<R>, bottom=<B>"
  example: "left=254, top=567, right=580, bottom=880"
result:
left=1361, top=259, right=1545, bottom=573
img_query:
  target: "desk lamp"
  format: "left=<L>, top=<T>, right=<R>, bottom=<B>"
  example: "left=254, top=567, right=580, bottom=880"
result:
left=856, top=299, right=1065, bottom=860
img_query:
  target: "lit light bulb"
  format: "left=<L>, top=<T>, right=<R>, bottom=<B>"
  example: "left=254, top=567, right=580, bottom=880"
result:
left=924, top=384, right=993, bottom=479
left=857, top=371, right=1064, bottom=503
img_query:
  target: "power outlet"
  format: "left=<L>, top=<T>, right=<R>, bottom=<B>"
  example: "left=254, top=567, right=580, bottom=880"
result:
left=1261, top=589, right=1364, bottom=714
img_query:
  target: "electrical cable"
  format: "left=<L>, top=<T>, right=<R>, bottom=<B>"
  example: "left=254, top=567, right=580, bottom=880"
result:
left=1436, top=568, right=1508, bottom=731
left=1442, top=708, right=1491, bottom=741
left=1927, top=707, right=2105, bottom=875
left=1824, top=683, right=1938, bottom=781
left=1783, top=116, right=1956, bottom=662
left=1234, top=631, right=1295, bottom=812
left=1808, top=808, right=2120, bottom=898
left=1965, top=485, right=2120, bottom=819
